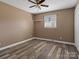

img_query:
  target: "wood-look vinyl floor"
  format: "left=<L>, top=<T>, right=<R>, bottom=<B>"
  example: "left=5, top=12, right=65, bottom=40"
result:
left=0, top=39, right=79, bottom=59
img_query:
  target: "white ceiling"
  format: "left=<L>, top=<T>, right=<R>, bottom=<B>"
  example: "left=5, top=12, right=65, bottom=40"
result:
left=0, top=0, right=77, bottom=14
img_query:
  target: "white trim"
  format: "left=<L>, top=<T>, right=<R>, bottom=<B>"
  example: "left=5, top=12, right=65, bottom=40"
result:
left=0, top=37, right=75, bottom=51
left=0, top=37, right=34, bottom=51
left=34, top=37, right=75, bottom=45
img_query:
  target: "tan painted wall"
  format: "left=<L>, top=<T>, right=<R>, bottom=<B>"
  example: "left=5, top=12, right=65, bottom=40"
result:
left=78, top=0, right=79, bottom=4
left=0, top=2, right=33, bottom=47
left=34, top=8, right=74, bottom=42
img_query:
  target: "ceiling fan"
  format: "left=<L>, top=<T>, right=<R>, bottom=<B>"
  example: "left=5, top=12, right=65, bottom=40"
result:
left=28, top=0, right=49, bottom=9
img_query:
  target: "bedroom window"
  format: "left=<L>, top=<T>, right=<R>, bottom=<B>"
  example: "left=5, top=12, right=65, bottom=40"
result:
left=44, top=15, right=57, bottom=28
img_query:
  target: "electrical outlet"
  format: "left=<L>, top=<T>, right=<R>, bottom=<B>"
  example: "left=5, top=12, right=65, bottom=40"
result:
left=59, top=36, right=63, bottom=40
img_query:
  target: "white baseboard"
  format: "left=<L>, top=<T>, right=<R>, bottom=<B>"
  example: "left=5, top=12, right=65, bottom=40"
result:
left=0, top=37, right=75, bottom=51
left=34, top=37, right=75, bottom=45
left=0, top=37, right=34, bottom=51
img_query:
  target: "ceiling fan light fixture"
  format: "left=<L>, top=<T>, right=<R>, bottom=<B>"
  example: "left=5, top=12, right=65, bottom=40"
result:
left=28, top=0, right=49, bottom=9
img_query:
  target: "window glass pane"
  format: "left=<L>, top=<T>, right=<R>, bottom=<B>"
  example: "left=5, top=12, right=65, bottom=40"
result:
left=44, top=15, right=57, bottom=28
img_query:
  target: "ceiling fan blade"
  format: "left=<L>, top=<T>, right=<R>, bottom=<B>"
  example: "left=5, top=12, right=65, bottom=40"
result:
left=35, top=0, right=38, bottom=3
left=38, top=0, right=45, bottom=4
left=41, top=5, right=49, bottom=7
left=29, top=5, right=36, bottom=8
left=28, top=0, right=36, bottom=4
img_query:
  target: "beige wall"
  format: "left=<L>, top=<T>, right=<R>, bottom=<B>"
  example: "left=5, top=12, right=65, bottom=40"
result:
left=77, top=0, right=79, bottom=4
left=0, top=2, right=33, bottom=47
left=34, top=8, right=74, bottom=43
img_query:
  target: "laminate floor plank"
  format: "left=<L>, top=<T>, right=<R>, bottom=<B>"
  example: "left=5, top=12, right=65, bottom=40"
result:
left=0, top=39, right=79, bottom=59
